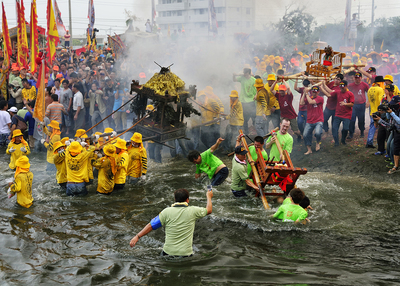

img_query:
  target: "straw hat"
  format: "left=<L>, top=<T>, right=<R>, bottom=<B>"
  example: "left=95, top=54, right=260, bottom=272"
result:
left=12, top=129, right=23, bottom=138
left=114, top=138, right=127, bottom=150
left=74, top=129, right=87, bottom=138
left=69, top=141, right=82, bottom=153
left=53, top=141, right=65, bottom=153
left=16, top=156, right=30, bottom=168
left=229, top=90, right=239, bottom=98
left=104, top=127, right=114, bottom=133
left=131, top=132, right=142, bottom=144
left=103, top=144, right=116, bottom=157
left=267, top=74, right=276, bottom=81
left=48, top=120, right=60, bottom=130
left=254, top=78, right=264, bottom=88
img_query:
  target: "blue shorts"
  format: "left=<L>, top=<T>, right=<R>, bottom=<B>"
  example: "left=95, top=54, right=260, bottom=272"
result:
left=211, top=167, right=229, bottom=186
left=66, top=182, right=88, bottom=196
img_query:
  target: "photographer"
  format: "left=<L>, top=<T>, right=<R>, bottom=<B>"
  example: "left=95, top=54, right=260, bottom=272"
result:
left=373, top=92, right=400, bottom=174
left=9, top=79, right=23, bottom=109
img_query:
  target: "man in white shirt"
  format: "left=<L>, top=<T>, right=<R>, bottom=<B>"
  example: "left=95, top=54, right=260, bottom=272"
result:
left=72, top=83, right=85, bottom=131
left=0, top=100, right=11, bottom=146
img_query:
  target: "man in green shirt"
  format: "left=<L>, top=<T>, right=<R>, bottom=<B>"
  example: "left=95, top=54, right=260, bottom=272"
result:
left=247, top=136, right=268, bottom=176
left=272, top=188, right=308, bottom=223
left=265, top=118, right=293, bottom=162
left=188, top=137, right=229, bottom=186
left=231, top=145, right=258, bottom=197
left=129, top=188, right=213, bottom=256
left=233, top=68, right=257, bottom=133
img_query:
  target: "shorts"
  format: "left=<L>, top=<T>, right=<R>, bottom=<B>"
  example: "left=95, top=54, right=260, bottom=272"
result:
left=231, top=190, right=247, bottom=197
left=66, top=182, right=88, bottom=196
left=288, top=118, right=299, bottom=132
left=211, top=167, right=229, bottom=186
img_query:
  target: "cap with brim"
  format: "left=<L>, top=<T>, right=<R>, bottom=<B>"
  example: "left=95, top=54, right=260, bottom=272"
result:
left=229, top=90, right=239, bottom=98
left=74, top=129, right=88, bottom=138
left=146, top=105, right=154, bottom=111
left=235, top=146, right=248, bottom=155
left=389, top=96, right=400, bottom=105
left=56, top=74, right=63, bottom=79
left=367, top=67, right=376, bottom=72
left=339, top=81, right=347, bottom=87
left=104, top=127, right=114, bottom=133
left=254, top=78, right=264, bottom=88
left=69, top=141, right=82, bottom=153
left=12, top=129, right=23, bottom=138
left=103, top=144, right=116, bottom=157
left=53, top=66, right=59, bottom=71
left=267, top=74, right=276, bottom=81
left=48, top=120, right=60, bottom=129
left=53, top=141, right=65, bottom=153
left=8, top=106, right=18, bottom=113
left=354, top=72, right=362, bottom=78
left=312, top=86, right=320, bottom=92
left=16, top=156, right=30, bottom=169
left=114, top=138, right=127, bottom=150
left=384, top=75, right=394, bottom=82
left=131, top=132, right=142, bottom=144
left=385, top=84, right=394, bottom=92
left=61, top=137, right=69, bottom=144
left=278, top=85, right=287, bottom=91
left=84, top=67, right=91, bottom=71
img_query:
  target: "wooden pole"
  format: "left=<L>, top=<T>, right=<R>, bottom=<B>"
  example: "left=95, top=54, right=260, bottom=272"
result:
left=239, top=129, right=270, bottom=209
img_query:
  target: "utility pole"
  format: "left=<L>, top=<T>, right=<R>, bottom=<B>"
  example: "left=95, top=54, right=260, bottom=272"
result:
left=68, top=0, right=73, bottom=46
left=358, top=2, right=360, bottom=20
left=370, top=0, right=374, bottom=50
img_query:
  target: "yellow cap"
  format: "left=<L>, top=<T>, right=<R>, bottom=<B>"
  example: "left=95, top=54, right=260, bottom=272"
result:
left=61, top=137, right=69, bottom=144
left=104, top=127, right=114, bottom=133
left=114, top=138, right=127, bottom=150
left=131, top=132, right=142, bottom=144
left=146, top=105, right=154, bottom=111
left=48, top=120, right=60, bottom=130
left=69, top=141, right=82, bottom=153
left=16, top=156, right=30, bottom=168
left=254, top=78, right=264, bottom=88
left=267, top=74, right=276, bottom=81
left=12, top=129, right=23, bottom=138
left=53, top=141, right=65, bottom=153
left=103, top=144, right=116, bottom=157
left=75, top=129, right=88, bottom=138
left=384, top=75, right=394, bottom=82
left=229, top=90, right=239, bottom=98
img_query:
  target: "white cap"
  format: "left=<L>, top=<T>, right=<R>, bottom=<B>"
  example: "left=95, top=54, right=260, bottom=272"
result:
left=7, top=106, right=18, bottom=113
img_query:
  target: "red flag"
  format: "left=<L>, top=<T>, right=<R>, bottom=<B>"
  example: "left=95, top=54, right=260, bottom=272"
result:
left=2, top=3, right=12, bottom=68
left=30, top=0, right=39, bottom=73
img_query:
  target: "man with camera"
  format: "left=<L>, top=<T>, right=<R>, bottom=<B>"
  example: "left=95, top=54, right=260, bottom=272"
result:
left=9, top=79, right=23, bottom=109
left=372, top=88, right=400, bottom=174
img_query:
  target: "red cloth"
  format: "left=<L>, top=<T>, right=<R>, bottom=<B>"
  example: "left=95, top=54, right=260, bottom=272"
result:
left=305, top=95, right=324, bottom=124
left=348, top=82, right=370, bottom=104
left=326, top=82, right=340, bottom=110
left=276, top=92, right=297, bottom=119
left=331, top=90, right=355, bottom=119
left=297, top=87, right=307, bottom=111
left=75, top=47, right=86, bottom=56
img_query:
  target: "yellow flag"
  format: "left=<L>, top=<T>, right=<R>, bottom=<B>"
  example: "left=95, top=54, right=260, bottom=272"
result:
left=46, top=0, right=59, bottom=64
left=33, top=60, right=45, bottom=123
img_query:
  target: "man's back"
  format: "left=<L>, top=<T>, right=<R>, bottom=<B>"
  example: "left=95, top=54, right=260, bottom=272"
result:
left=273, top=203, right=308, bottom=222
left=46, top=102, right=64, bottom=124
left=159, top=205, right=207, bottom=256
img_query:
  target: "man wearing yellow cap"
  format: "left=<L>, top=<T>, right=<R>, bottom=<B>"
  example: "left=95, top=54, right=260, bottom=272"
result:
left=41, top=120, right=62, bottom=172
left=6, top=129, right=30, bottom=170
left=265, top=74, right=281, bottom=129
left=233, top=68, right=257, bottom=133
left=127, top=132, right=147, bottom=183
left=253, top=78, right=269, bottom=136
left=114, top=138, right=129, bottom=190
left=65, top=141, right=95, bottom=196
left=7, top=156, right=33, bottom=208
left=223, top=90, right=244, bottom=151
left=53, top=141, right=68, bottom=190
left=197, top=91, right=222, bottom=148
left=384, top=75, right=400, bottom=96
left=93, top=144, right=117, bottom=194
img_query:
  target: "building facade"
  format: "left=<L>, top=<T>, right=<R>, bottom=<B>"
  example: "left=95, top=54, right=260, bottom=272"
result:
left=156, top=0, right=256, bottom=37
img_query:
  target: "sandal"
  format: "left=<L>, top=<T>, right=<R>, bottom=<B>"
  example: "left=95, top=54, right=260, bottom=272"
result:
left=388, top=166, right=399, bottom=174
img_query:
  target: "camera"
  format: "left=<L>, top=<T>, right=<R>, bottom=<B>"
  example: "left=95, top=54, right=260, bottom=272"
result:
left=377, top=104, right=388, bottom=112
left=93, top=28, right=99, bottom=32
left=372, top=111, right=381, bottom=119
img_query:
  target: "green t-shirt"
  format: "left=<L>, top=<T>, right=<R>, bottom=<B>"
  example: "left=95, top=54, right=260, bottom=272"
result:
left=247, top=145, right=268, bottom=176
left=273, top=203, right=308, bottom=222
left=237, top=76, right=257, bottom=103
left=231, top=156, right=249, bottom=191
left=159, top=205, right=208, bottom=256
left=276, top=197, right=292, bottom=219
left=196, top=149, right=223, bottom=179
left=266, top=132, right=293, bottom=162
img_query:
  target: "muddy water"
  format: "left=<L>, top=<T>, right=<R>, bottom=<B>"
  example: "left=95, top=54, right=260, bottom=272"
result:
left=0, top=149, right=399, bottom=285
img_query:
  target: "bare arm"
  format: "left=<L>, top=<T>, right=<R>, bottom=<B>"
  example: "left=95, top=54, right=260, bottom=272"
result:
left=270, top=80, right=277, bottom=94
left=129, top=223, right=153, bottom=247
left=210, top=137, right=224, bottom=153
left=294, top=80, right=300, bottom=93
left=206, top=189, right=213, bottom=214
left=283, top=80, right=291, bottom=93
left=320, top=83, right=332, bottom=97
left=358, top=68, right=372, bottom=79
left=322, top=81, right=334, bottom=94
left=299, top=89, right=308, bottom=105
left=305, top=93, right=317, bottom=105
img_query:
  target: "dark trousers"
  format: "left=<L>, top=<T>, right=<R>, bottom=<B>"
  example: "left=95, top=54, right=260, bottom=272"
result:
left=211, top=167, right=229, bottom=186
left=332, top=116, right=350, bottom=145
left=242, top=102, right=255, bottom=134
left=349, top=103, right=366, bottom=137
left=323, top=108, right=336, bottom=132
left=377, top=125, right=388, bottom=152
left=297, top=110, right=307, bottom=135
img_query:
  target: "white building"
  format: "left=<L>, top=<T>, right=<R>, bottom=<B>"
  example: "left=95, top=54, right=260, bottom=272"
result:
left=156, top=0, right=256, bottom=38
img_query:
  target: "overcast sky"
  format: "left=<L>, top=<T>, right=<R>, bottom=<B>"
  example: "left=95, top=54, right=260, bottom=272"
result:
left=1, top=0, right=400, bottom=37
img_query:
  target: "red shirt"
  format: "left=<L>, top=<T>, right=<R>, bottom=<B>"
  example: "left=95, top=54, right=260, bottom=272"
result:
left=276, top=92, right=297, bottom=119
left=305, top=95, right=324, bottom=124
left=297, top=87, right=307, bottom=112
left=331, top=90, right=355, bottom=119
left=348, top=82, right=369, bottom=104
left=326, top=82, right=340, bottom=110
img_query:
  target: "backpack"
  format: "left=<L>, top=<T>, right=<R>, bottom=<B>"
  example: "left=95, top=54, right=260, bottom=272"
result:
left=13, top=115, right=28, bottom=133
